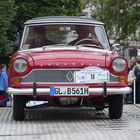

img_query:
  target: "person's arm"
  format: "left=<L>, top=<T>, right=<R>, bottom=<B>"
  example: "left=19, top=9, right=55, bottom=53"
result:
left=128, top=67, right=136, bottom=85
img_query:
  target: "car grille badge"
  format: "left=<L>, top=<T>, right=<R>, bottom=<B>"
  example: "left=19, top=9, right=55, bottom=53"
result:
left=66, top=71, right=74, bottom=81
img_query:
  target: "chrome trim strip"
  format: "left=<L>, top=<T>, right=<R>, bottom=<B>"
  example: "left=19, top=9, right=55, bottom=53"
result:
left=7, top=86, right=132, bottom=95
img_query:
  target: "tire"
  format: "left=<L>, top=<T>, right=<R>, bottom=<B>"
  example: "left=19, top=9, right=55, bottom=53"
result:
left=108, top=95, right=123, bottom=119
left=13, top=95, right=25, bottom=121
left=95, top=107, right=104, bottom=111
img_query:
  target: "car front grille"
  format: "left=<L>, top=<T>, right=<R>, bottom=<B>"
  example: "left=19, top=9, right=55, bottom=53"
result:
left=21, top=69, right=79, bottom=83
left=21, top=69, right=118, bottom=84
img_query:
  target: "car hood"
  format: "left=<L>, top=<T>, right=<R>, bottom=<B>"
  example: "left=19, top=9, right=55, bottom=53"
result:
left=25, top=47, right=110, bottom=68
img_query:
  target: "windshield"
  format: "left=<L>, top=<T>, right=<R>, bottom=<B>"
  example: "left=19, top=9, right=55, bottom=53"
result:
left=21, top=24, right=110, bottom=50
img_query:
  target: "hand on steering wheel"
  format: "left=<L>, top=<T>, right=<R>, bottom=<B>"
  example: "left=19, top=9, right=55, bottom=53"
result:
left=75, top=37, right=101, bottom=46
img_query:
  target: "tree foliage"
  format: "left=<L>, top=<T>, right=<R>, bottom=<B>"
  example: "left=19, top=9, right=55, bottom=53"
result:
left=0, top=0, right=16, bottom=55
left=89, top=0, right=140, bottom=42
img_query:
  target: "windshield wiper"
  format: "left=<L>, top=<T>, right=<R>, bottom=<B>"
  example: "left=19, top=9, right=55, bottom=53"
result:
left=75, top=44, right=103, bottom=50
left=42, top=44, right=69, bottom=49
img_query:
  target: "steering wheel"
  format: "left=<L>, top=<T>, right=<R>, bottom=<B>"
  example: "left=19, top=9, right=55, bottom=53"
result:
left=74, top=38, right=97, bottom=46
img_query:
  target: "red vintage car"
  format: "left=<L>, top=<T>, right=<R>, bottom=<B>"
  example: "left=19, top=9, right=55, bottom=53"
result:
left=7, top=16, right=131, bottom=120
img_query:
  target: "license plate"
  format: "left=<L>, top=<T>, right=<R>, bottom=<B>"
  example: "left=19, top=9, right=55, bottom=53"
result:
left=50, top=86, right=89, bottom=96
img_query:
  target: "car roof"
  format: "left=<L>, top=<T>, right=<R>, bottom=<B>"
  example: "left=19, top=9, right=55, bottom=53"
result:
left=24, top=16, right=104, bottom=25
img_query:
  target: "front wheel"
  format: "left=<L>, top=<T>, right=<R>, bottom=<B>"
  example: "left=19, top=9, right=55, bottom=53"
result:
left=108, top=95, right=123, bottom=119
left=13, top=95, right=26, bottom=121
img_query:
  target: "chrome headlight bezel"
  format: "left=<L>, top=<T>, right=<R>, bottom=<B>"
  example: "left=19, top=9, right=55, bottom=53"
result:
left=112, top=58, right=126, bottom=72
left=13, top=58, right=28, bottom=73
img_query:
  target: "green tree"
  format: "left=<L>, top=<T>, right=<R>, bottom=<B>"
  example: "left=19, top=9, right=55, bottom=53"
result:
left=0, top=0, right=16, bottom=55
left=90, top=0, right=140, bottom=43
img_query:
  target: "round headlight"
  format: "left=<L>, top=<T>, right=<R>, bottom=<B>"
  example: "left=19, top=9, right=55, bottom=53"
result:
left=112, top=58, right=126, bottom=72
left=14, top=58, right=28, bottom=73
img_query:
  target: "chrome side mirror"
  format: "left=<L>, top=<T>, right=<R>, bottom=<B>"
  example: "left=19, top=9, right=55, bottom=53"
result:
left=112, top=43, right=120, bottom=52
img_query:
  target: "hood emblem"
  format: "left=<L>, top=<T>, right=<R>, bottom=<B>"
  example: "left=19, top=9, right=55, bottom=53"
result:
left=66, top=71, right=74, bottom=81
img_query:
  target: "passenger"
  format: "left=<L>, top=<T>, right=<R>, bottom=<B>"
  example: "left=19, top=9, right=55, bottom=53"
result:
left=0, top=64, right=9, bottom=107
left=29, top=26, right=54, bottom=48
left=23, top=26, right=54, bottom=49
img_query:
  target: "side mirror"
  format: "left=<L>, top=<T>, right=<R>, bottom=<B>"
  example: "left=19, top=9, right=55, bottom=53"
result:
left=112, top=43, right=120, bottom=52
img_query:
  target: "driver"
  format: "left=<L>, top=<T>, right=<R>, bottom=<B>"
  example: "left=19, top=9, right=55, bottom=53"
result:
left=69, top=25, right=100, bottom=46
left=69, top=25, right=89, bottom=45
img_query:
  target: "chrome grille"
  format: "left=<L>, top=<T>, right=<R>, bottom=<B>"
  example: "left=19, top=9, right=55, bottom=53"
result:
left=21, top=69, right=79, bottom=83
left=21, top=69, right=118, bottom=83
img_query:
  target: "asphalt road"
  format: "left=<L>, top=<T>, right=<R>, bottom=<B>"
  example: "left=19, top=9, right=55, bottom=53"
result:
left=0, top=104, right=140, bottom=140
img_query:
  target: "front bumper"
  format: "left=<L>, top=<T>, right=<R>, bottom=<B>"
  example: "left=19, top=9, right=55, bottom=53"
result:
left=7, top=86, right=132, bottom=96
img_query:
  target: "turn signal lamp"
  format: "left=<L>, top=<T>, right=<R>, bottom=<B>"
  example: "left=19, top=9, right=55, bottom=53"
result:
left=10, top=77, right=21, bottom=84
left=118, top=76, right=127, bottom=84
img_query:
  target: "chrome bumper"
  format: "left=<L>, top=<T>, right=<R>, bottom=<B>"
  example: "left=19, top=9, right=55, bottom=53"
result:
left=7, top=86, right=132, bottom=96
